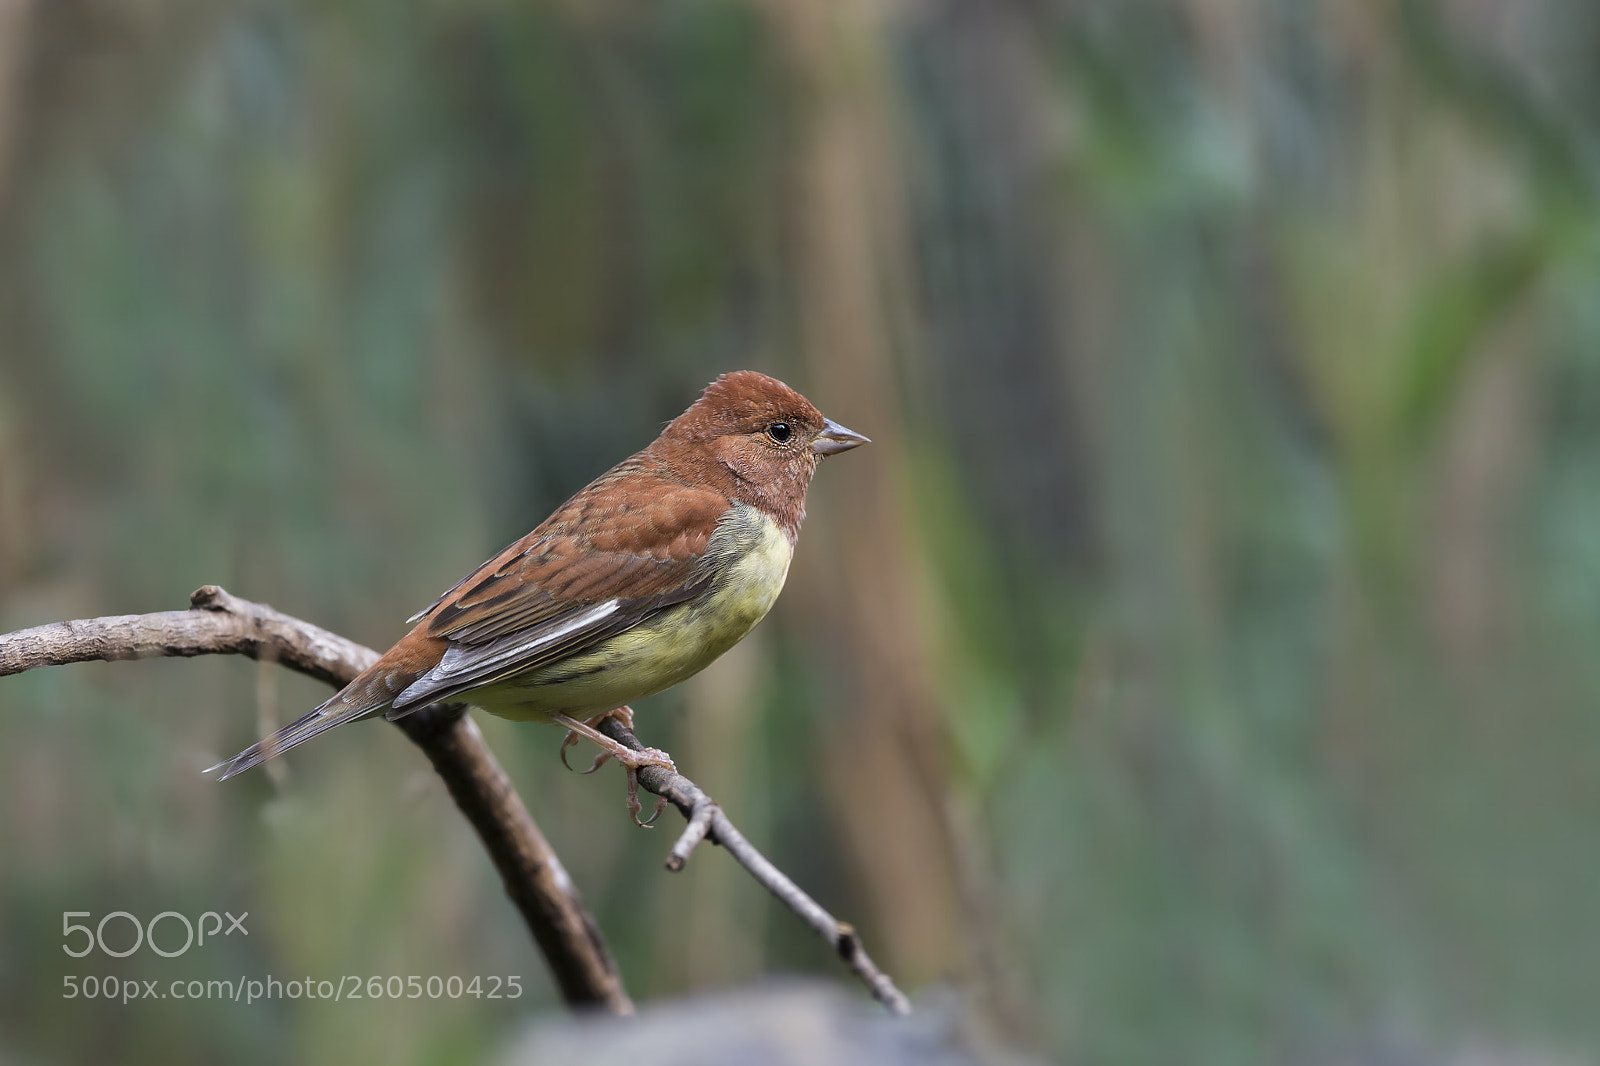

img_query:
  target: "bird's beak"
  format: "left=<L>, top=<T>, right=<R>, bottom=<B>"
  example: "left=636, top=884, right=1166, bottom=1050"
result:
left=813, top=417, right=870, bottom=456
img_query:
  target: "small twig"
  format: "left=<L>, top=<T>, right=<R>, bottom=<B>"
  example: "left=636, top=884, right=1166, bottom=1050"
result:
left=595, top=716, right=913, bottom=1016
left=666, top=798, right=718, bottom=872
left=0, top=586, right=632, bottom=1015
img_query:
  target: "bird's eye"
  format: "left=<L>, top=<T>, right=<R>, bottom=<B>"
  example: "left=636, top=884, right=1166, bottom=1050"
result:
left=766, top=422, right=793, bottom=444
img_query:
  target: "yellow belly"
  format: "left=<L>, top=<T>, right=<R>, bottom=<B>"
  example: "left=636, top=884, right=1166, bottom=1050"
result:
left=468, top=506, right=792, bottom=721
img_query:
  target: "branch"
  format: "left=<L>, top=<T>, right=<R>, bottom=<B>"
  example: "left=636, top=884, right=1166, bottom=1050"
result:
left=0, top=585, right=913, bottom=1017
left=595, top=717, right=913, bottom=1016
left=0, top=586, right=632, bottom=1015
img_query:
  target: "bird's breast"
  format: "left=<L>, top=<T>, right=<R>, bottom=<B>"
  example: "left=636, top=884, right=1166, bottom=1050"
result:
left=696, top=503, right=795, bottom=631
left=474, top=505, right=792, bottom=719
left=604, top=504, right=793, bottom=679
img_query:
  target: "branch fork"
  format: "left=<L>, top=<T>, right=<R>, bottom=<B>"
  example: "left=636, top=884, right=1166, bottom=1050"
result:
left=0, top=585, right=910, bottom=1017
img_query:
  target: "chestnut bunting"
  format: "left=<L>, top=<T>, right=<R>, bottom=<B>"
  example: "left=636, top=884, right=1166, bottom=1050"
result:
left=209, top=371, right=868, bottom=823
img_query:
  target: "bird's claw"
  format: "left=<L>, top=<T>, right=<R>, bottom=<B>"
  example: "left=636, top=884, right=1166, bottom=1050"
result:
left=560, top=711, right=631, bottom=774
left=560, top=731, right=611, bottom=774
left=619, top=746, right=675, bottom=828
left=552, top=709, right=674, bottom=828
left=627, top=770, right=669, bottom=828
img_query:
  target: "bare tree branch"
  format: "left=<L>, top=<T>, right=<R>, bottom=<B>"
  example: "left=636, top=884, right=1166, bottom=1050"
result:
left=595, top=718, right=913, bottom=1016
left=0, top=585, right=913, bottom=1016
left=0, top=585, right=633, bottom=1015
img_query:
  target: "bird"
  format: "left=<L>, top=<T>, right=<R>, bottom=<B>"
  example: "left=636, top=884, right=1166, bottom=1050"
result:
left=207, top=370, right=868, bottom=824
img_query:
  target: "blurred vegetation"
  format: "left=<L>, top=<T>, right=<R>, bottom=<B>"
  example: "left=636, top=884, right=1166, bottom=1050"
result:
left=4, top=1, right=1600, bottom=1063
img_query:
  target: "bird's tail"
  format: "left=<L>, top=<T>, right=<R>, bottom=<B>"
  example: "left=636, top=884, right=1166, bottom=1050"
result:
left=206, top=678, right=390, bottom=781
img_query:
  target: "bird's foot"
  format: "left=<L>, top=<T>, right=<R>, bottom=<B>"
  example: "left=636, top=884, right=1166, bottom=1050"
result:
left=552, top=710, right=674, bottom=828
left=621, top=754, right=674, bottom=827
left=559, top=707, right=637, bottom=774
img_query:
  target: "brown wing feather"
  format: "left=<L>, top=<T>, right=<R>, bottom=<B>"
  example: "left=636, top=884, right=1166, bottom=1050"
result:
left=423, top=475, right=729, bottom=647
left=384, top=475, right=732, bottom=714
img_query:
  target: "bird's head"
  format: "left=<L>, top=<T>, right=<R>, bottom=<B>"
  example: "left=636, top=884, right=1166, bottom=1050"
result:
left=653, top=371, right=868, bottom=537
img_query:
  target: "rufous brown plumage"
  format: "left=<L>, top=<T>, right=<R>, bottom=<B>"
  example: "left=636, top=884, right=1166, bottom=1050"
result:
left=210, top=371, right=868, bottom=822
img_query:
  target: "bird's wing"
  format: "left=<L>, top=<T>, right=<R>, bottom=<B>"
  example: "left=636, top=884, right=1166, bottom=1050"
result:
left=388, top=479, right=729, bottom=713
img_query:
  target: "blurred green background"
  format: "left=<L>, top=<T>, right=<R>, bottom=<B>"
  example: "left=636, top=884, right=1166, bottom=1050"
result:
left=3, top=0, right=1600, bottom=1063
